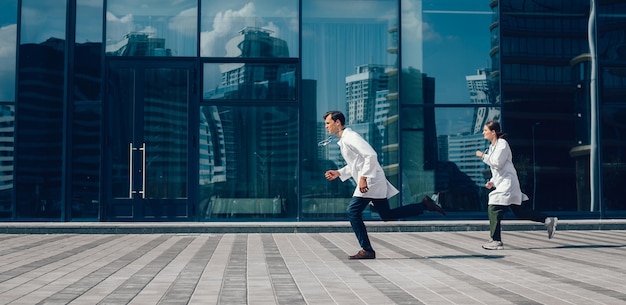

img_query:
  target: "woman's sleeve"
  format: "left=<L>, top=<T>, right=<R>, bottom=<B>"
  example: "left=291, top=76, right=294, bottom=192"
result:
left=483, top=140, right=510, bottom=169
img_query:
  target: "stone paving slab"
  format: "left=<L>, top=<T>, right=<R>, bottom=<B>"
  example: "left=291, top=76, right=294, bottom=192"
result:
left=1, top=227, right=625, bottom=304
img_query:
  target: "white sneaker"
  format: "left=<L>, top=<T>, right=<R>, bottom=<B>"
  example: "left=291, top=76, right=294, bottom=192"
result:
left=545, top=217, right=558, bottom=239
left=431, top=193, right=440, bottom=205
left=482, top=239, right=504, bottom=250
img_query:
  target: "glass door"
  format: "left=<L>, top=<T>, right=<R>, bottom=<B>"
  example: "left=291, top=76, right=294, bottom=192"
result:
left=106, top=61, right=195, bottom=220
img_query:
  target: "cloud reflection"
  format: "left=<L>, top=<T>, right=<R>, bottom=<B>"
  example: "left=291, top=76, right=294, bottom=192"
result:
left=201, top=3, right=256, bottom=57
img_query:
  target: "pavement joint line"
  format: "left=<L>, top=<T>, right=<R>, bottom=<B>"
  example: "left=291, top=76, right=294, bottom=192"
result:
left=1, top=219, right=626, bottom=234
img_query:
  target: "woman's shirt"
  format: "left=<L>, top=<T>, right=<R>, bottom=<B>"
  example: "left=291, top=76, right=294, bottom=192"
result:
left=482, top=138, right=528, bottom=205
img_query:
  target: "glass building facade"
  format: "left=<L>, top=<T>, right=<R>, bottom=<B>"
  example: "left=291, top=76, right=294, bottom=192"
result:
left=0, top=0, right=624, bottom=221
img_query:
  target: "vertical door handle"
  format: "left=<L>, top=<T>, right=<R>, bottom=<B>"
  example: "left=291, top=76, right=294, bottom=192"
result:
left=129, top=143, right=146, bottom=199
left=140, top=143, right=146, bottom=199
left=129, top=143, right=134, bottom=197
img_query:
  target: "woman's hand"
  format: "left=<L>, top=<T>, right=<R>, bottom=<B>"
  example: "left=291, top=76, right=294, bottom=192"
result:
left=476, top=150, right=484, bottom=158
left=485, top=181, right=494, bottom=189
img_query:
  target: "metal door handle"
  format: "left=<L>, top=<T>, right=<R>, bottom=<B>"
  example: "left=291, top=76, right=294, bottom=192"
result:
left=129, top=143, right=134, bottom=197
left=140, top=143, right=146, bottom=199
left=129, top=143, right=146, bottom=199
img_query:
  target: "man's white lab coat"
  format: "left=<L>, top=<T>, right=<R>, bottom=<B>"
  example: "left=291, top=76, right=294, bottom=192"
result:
left=336, top=128, right=399, bottom=199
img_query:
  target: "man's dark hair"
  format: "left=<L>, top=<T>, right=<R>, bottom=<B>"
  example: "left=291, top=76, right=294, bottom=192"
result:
left=324, top=110, right=345, bottom=126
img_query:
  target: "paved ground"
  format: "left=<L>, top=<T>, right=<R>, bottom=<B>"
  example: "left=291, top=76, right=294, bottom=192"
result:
left=1, top=221, right=626, bottom=304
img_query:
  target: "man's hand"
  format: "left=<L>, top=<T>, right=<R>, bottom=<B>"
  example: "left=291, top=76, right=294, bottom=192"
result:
left=325, top=170, right=339, bottom=181
left=485, top=181, right=494, bottom=189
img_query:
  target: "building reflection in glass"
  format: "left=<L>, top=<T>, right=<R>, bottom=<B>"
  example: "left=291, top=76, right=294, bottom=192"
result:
left=16, top=38, right=65, bottom=218
left=106, top=0, right=197, bottom=57
left=0, top=0, right=17, bottom=218
left=3, top=0, right=625, bottom=222
left=200, top=26, right=297, bottom=219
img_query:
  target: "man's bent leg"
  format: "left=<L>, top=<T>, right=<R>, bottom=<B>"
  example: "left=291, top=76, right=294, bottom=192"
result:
left=373, top=199, right=424, bottom=221
left=347, top=197, right=374, bottom=252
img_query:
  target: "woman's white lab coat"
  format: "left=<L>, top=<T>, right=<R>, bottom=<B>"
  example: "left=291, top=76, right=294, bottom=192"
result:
left=482, top=138, right=528, bottom=206
left=336, top=128, right=399, bottom=199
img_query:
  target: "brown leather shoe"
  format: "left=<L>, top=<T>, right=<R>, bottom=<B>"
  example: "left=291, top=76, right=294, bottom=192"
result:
left=349, top=249, right=376, bottom=259
left=422, top=196, right=446, bottom=216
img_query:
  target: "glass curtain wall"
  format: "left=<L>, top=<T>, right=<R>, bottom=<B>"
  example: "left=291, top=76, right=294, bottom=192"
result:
left=400, top=1, right=498, bottom=214
left=198, top=0, right=299, bottom=220
left=0, top=0, right=17, bottom=219
left=16, top=0, right=67, bottom=219
left=597, top=1, right=626, bottom=213
left=2, top=0, right=625, bottom=221
left=300, top=0, right=401, bottom=219
left=71, top=0, right=104, bottom=219
left=499, top=0, right=592, bottom=213
left=106, top=0, right=197, bottom=56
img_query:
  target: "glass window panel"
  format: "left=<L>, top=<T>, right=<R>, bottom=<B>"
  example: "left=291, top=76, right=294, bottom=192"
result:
left=302, top=0, right=400, bottom=219
left=20, top=0, right=66, bottom=44
left=17, top=0, right=67, bottom=219
left=106, top=0, right=197, bottom=56
left=0, top=0, right=17, bottom=218
left=76, top=0, right=103, bottom=43
left=598, top=5, right=626, bottom=212
left=402, top=107, right=501, bottom=213
left=399, top=1, right=501, bottom=215
left=198, top=105, right=298, bottom=219
left=303, top=0, right=398, bottom=113
left=72, top=0, right=103, bottom=219
left=203, top=63, right=296, bottom=100
left=601, top=67, right=626, bottom=105
left=601, top=106, right=626, bottom=212
left=420, top=1, right=494, bottom=105
left=200, top=0, right=298, bottom=58
left=498, top=1, right=591, bottom=213
left=143, top=68, right=189, bottom=199
left=598, top=5, right=626, bottom=105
